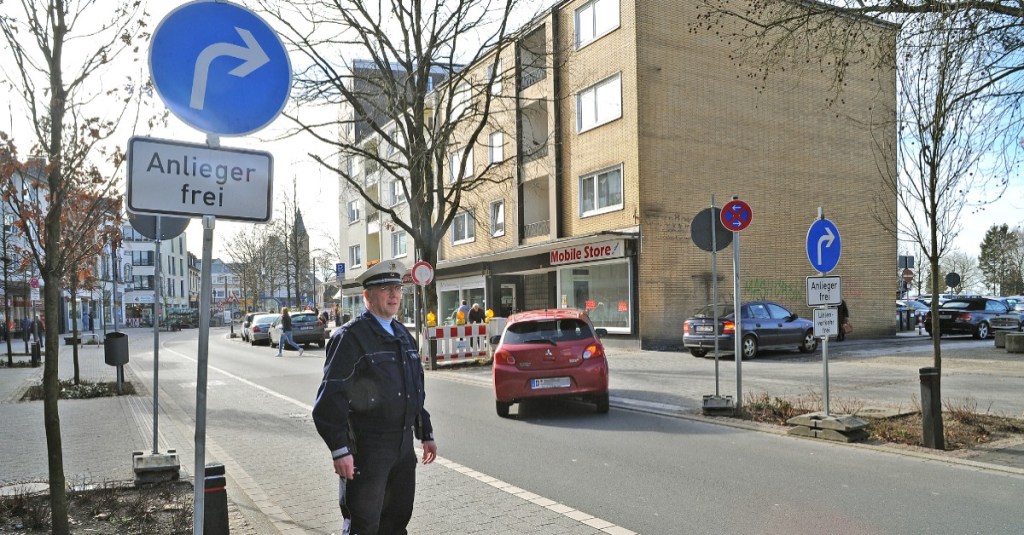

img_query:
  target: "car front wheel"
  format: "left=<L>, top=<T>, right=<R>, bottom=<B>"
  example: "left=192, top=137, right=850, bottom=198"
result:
left=974, top=322, right=990, bottom=339
left=799, top=330, right=818, bottom=353
left=496, top=400, right=512, bottom=418
left=741, top=335, right=758, bottom=360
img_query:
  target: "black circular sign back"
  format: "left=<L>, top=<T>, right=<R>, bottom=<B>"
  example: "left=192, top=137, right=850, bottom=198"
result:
left=691, top=207, right=733, bottom=252
left=945, top=272, right=961, bottom=289
left=128, top=213, right=191, bottom=241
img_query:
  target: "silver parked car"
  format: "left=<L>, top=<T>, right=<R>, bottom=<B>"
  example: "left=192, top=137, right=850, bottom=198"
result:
left=248, top=313, right=280, bottom=346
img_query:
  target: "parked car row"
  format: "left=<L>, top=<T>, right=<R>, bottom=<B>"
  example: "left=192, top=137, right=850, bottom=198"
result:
left=682, top=301, right=817, bottom=360
left=240, top=311, right=327, bottom=349
left=922, top=296, right=1024, bottom=338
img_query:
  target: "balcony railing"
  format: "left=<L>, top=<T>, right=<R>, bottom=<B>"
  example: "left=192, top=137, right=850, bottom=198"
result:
left=520, top=68, right=546, bottom=90
left=523, top=219, right=549, bottom=239
left=521, top=142, right=548, bottom=162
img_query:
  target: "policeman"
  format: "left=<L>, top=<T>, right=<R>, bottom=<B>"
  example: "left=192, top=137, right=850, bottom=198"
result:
left=312, top=259, right=437, bottom=534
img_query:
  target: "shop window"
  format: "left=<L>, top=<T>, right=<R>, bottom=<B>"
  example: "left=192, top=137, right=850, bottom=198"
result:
left=558, top=261, right=631, bottom=332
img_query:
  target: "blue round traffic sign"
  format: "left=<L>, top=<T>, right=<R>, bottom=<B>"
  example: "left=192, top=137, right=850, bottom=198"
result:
left=806, top=218, right=842, bottom=273
left=150, top=1, right=292, bottom=136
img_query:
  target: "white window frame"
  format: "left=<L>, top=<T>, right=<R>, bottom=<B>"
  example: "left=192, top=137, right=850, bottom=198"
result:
left=577, top=73, right=622, bottom=133
left=449, top=147, right=474, bottom=182
left=452, top=211, right=476, bottom=245
left=452, top=82, right=471, bottom=118
left=575, top=0, right=620, bottom=49
left=391, top=231, right=408, bottom=258
left=579, top=164, right=624, bottom=217
left=349, top=245, right=362, bottom=268
left=489, top=200, right=505, bottom=237
left=488, top=131, right=504, bottom=164
left=489, top=59, right=502, bottom=95
left=388, top=179, right=406, bottom=206
left=347, top=199, right=362, bottom=224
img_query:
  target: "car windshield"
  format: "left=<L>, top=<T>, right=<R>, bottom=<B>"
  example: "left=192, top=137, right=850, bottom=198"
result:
left=255, top=314, right=279, bottom=325
left=694, top=304, right=733, bottom=318
left=504, top=318, right=593, bottom=344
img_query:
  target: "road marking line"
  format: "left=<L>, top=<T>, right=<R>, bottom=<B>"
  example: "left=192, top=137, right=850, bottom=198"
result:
left=163, top=343, right=637, bottom=534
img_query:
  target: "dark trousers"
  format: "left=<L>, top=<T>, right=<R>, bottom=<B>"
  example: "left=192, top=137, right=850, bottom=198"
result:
left=340, top=429, right=417, bottom=535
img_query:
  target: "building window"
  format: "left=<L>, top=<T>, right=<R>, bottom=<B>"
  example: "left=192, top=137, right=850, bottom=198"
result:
left=349, top=245, right=362, bottom=267
left=180, top=280, right=185, bottom=297
left=490, top=200, right=505, bottom=237
left=391, top=231, right=408, bottom=258
left=580, top=165, right=623, bottom=216
left=489, top=59, right=502, bottom=95
left=575, top=0, right=619, bottom=49
left=449, top=147, right=473, bottom=182
left=557, top=260, right=631, bottom=333
left=452, top=82, right=471, bottom=118
left=452, top=211, right=475, bottom=245
left=388, top=179, right=406, bottom=206
left=347, top=199, right=361, bottom=224
left=577, top=73, right=621, bottom=132
left=488, top=131, right=504, bottom=164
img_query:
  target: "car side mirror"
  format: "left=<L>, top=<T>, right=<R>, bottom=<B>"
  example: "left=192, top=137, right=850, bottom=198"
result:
left=789, top=314, right=798, bottom=321
left=595, top=328, right=608, bottom=337
left=489, top=335, right=502, bottom=345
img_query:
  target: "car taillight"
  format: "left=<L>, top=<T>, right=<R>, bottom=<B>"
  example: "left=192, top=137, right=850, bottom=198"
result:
left=495, top=349, right=515, bottom=365
left=957, top=313, right=972, bottom=321
left=683, top=320, right=691, bottom=335
left=723, top=320, right=735, bottom=335
left=582, top=343, right=604, bottom=360
left=253, top=326, right=261, bottom=333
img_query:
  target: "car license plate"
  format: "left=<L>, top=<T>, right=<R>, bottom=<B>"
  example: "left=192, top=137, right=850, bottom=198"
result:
left=696, top=325, right=714, bottom=333
left=939, top=313, right=952, bottom=319
left=531, top=377, right=570, bottom=390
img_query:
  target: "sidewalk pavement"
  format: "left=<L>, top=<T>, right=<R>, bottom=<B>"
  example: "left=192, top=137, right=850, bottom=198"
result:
left=1, top=329, right=1022, bottom=535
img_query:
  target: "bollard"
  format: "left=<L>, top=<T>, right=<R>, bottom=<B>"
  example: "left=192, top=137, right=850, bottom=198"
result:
left=919, top=367, right=945, bottom=450
left=30, top=342, right=40, bottom=367
left=204, top=463, right=230, bottom=534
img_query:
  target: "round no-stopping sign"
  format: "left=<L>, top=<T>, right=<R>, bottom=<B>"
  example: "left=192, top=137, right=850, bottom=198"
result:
left=411, top=261, right=434, bottom=286
left=721, top=199, right=752, bottom=231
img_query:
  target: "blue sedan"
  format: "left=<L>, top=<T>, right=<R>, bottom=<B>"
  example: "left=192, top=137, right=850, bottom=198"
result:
left=683, top=301, right=818, bottom=359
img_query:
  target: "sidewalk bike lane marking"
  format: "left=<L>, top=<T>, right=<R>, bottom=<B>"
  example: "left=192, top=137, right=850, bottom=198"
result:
left=158, top=341, right=637, bottom=535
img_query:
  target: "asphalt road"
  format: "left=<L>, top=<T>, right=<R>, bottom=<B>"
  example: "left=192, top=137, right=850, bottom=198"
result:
left=122, top=329, right=1023, bottom=534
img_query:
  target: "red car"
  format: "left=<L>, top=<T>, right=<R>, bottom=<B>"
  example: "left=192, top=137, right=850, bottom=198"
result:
left=491, top=309, right=609, bottom=418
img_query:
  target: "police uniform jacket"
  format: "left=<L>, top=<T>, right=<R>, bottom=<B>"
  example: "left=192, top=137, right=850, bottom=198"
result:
left=313, top=310, right=433, bottom=460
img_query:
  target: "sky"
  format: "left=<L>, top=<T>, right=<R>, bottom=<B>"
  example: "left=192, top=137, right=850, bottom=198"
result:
left=5, top=0, right=1022, bottom=272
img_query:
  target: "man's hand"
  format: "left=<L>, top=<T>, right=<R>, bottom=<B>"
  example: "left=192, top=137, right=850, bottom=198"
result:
left=421, top=440, right=437, bottom=464
left=334, top=455, right=356, bottom=480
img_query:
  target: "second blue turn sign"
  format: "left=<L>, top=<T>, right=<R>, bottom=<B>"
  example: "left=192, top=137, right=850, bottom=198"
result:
left=806, top=218, right=842, bottom=273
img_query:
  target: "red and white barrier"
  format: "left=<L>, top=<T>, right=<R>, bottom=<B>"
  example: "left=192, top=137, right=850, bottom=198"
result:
left=424, top=323, right=490, bottom=365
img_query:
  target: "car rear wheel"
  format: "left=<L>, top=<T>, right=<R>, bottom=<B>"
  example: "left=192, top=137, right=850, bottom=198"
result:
left=496, top=400, right=512, bottom=418
left=799, top=330, right=817, bottom=353
left=974, top=322, right=990, bottom=339
left=595, top=392, right=610, bottom=414
left=689, top=349, right=708, bottom=358
left=741, top=335, right=757, bottom=360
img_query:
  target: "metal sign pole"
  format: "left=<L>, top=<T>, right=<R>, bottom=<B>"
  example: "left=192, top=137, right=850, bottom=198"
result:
left=710, top=196, right=720, bottom=396
left=816, top=207, right=831, bottom=417
left=152, top=218, right=162, bottom=454
left=733, top=230, right=742, bottom=411
left=193, top=214, right=215, bottom=535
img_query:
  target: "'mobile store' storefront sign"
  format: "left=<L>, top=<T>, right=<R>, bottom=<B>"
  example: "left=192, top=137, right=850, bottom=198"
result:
left=549, top=240, right=625, bottom=265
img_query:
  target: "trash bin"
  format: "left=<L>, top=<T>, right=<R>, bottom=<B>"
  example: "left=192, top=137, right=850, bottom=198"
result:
left=104, top=332, right=129, bottom=366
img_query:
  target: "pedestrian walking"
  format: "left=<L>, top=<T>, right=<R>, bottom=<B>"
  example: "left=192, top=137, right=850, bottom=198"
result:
left=837, top=300, right=850, bottom=341
left=313, top=260, right=436, bottom=535
left=276, top=307, right=304, bottom=357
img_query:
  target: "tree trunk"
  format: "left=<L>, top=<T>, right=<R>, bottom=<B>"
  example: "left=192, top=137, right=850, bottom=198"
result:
left=42, top=273, right=69, bottom=534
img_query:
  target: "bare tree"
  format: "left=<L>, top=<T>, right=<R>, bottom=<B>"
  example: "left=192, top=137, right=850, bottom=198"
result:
left=0, top=1, right=147, bottom=530
left=253, top=0, right=538, bottom=315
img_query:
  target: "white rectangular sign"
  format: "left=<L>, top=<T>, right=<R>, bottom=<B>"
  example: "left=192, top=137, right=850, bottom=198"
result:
left=127, top=136, right=273, bottom=222
left=813, top=308, right=838, bottom=338
left=806, top=276, right=842, bottom=307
